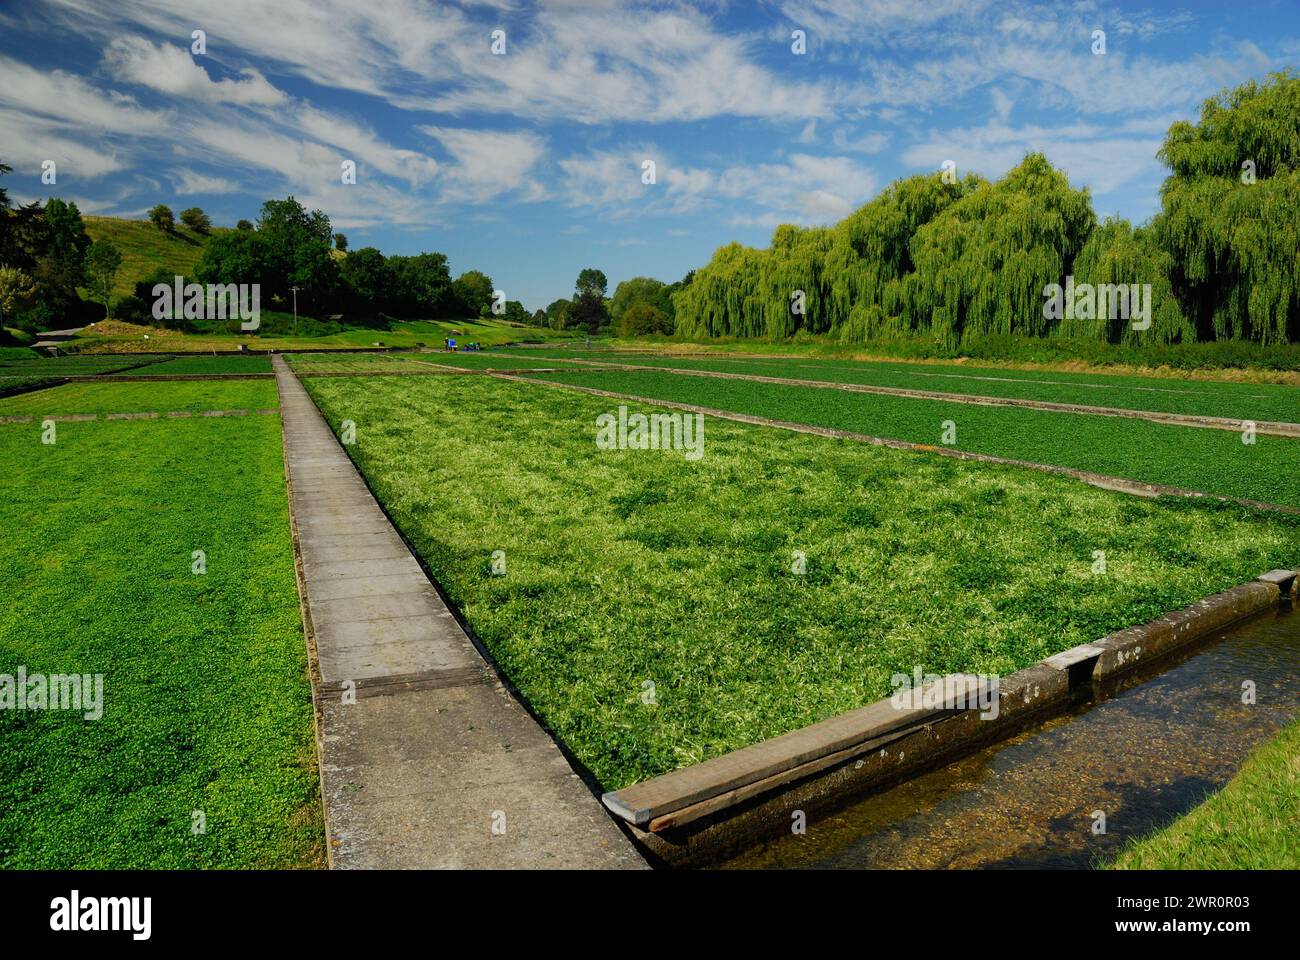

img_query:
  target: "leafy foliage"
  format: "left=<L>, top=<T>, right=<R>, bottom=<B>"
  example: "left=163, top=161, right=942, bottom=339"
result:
left=179, top=207, right=211, bottom=233
left=676, top=73, right=1300, bottom=347
left=1156, top=71, right=1300, bottom=344
left=452, top=269, right=494, bottom=318
left=83, top=239, right=123, bottom=318
left=148, top=204, right=175, bottom=232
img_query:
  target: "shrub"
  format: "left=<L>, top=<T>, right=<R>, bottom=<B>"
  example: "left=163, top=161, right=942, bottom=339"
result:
left=149, top=204, right=175, bottom=232
left=179, top=207, right=212, bottom=233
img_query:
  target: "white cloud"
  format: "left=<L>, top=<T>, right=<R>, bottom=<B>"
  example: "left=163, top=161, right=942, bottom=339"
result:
left=830, top=127, right=890, bottom=154
left=418, top=127, right=547, bottom=202
left=0, top=108, right=127, bottom=179
left=558, top=144, right=874, bottom=226
left=44, top=0, right=832, bottom=124
left=169, top=169, right=240, bottom=194
left=0, top=55, right=163, bottom=133
left=901, top=117, right=1174, bottom=197
left=103, top=36, right=285, bottom=105
left=717, top=153, right=876, bottom=225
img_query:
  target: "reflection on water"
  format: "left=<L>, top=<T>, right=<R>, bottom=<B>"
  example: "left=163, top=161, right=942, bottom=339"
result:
left=721, top=605, right=1299, bottom=869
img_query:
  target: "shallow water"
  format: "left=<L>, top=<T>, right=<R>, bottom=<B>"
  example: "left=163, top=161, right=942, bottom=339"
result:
left=721, top=604, right=1300, bottom=869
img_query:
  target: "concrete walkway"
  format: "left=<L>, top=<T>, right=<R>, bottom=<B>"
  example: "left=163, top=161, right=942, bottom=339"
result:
left=273, top=357, right=645, bottom=869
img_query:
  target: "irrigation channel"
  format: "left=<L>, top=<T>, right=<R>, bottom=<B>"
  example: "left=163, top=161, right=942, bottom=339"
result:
left=720, top=604, right=1299, bottom=869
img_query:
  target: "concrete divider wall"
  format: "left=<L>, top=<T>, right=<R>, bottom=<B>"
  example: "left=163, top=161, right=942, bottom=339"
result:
left=609, top=570, right=1293, bottom=867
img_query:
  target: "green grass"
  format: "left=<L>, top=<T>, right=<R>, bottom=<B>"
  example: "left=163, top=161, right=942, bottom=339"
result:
left=68, top=315, right=583, bottom=355
left=137, top=355, right=273, bottom=375
left=83, top=216, right=223, bottom=301
left=0, top=376, right=58, bottom=396
left=494, top=349, right=1300, bottom=424
left=286, top=353, right=448, bottom=375
left=421, top=352, right=593, bottom=371
left=303, top=373, right=1298, bottom=790
left=0, top=381, right=279, bottom=416
left=594, top=332, right=1300, bottom=376
left=525, top=369, right=1300, bottom=509
left=0, top=416, right=320, bottom=867
left=0, top=355, right=164, bottom=378
left=1112, top=717, right=1300, bottom=868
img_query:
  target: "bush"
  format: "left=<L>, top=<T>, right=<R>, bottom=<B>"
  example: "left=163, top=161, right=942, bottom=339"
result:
left=179, top=207, right=212, bottom=233
left=149, top=204, right=175, bottom=232
left=619, top=302, right=671, bottom=337
left=113, top=294, right=151, bottom=325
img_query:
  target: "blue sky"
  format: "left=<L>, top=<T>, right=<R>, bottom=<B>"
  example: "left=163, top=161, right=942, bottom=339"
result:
left=2, top=0, right=1297, bottom=310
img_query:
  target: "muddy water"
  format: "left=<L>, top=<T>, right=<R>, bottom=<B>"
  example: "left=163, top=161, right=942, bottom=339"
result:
left=721, top=605, right=1299, bottom=869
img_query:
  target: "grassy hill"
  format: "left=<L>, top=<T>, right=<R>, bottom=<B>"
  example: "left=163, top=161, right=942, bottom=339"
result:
left=69, top=216, right=576, bottom=353
left=82, top=216, right=228, bottom=301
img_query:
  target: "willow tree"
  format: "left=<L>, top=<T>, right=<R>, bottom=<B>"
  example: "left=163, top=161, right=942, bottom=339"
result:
left=1155, top=71, right=1300, bottom=343
left=903, top=154, right=1095, bottom=346
left=1068, top=217, right=1189, bottom=343
left=674, top=172, right=969, bottom=340
left=827, top=172, right=974, bottom=342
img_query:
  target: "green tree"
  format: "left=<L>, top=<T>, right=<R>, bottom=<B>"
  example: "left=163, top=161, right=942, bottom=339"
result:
left=255, top=196, right=339, bottom=313
left=1070, top=217, right=1189, bottom=343
left=149, top=204, right=175, bottom=232
left=236, top=219, right=254, bottom=231
left=0, top=264, right=36, bottom=328
left=905, top=154, right=1094, bottom=346
left=618, top=301, right=671, bottom=337
left=32, top=197, right=91, bottom=325
left=334, top=232, right=348, bottom=252
left=339, top=246, right=390, bottom=314
left=501, top=299, right=529, bottom=324
left=545, top=297, right=571, bottom=330
left=1155, top=71, right=1300, bottom=343
left=610, top=276, right=673, bottom=325
left=194, top=230, right=263, bottom=290
left=84, top=240, right=123, bottom=318
left=569, top=288, right=608, bottom=333
left=576, top=268, right=608, bottom=297
left=452, top=270, right=494, bottom=317
left=388, top=252, right=452, bottom=318
left=179, top=207, right=212, bottom=233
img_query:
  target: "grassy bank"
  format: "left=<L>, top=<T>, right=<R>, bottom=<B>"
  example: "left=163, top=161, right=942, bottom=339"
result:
left=525, top=368, right=1300, bottom=509
left=0, top=416, right=320, bottom=868
left=1113, top=717, right=1300, bottom=869
left=594, top=336, right=1300, bottom=386
left=490, top=349, right=1300, bottom=425
left=0, top=355, right=165, bottom=378
left=136, top=355, right=274, bottom=375
left=82, top=216, right=222, bottom=301
left=0, top=381, right=279, bottom=416
left=65, top=317, right=583, bottom=355
left=304, top=373, right=1298, bottom=790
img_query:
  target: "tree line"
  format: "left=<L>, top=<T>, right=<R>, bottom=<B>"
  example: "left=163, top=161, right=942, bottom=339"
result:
left=0, top=182, right=522, bottom=338
left=673, top=71, right=1300, bottom=346
left=544, top=268, right=695, bottom=337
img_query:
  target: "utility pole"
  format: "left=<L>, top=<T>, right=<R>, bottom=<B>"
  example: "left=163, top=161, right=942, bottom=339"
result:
left=291, top=286, right=300, bottom=336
